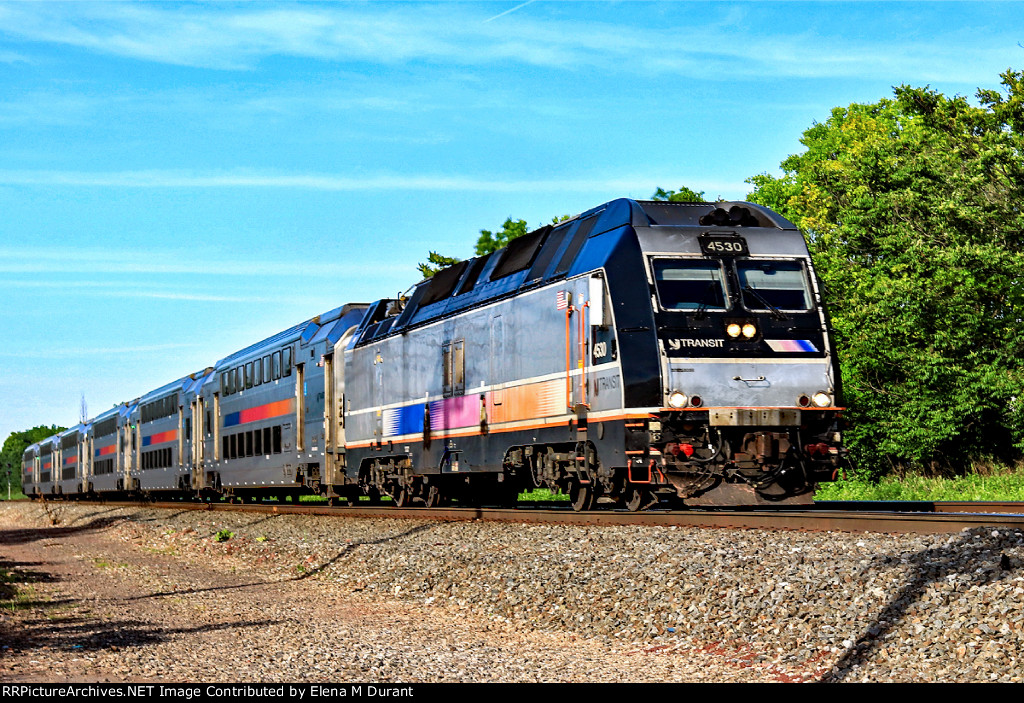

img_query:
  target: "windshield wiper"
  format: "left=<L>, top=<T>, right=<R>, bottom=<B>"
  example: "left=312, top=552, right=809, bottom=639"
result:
left=743, top=285, right=788, bottom=321
left=694, top=282, right=718, bottom=320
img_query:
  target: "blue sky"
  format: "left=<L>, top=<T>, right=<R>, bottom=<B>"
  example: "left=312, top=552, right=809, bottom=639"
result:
left=2, top=0, right=1023, bottom=445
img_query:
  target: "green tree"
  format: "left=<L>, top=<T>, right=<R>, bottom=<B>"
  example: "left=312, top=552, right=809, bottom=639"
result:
left=475, top=217, right=529, bottom=256
left=1, top=425, right=65, bottom=498
left=418, top=214, right=571, bottom=277
left=652, top=185, right=707, bottom=202
left=416, top=251, right=463, bottom=279
left=747, top=69, right=1024, bottom=473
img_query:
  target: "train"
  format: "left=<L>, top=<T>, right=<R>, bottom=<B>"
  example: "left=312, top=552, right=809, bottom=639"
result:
left=21, top=197, right=845, bottom=511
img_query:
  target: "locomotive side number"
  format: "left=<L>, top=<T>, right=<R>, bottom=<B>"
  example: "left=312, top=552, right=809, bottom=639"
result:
left=699, top=236, right=749, bottom=257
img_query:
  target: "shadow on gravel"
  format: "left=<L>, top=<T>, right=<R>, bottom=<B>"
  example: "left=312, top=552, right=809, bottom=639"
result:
left=116, top=577, right=280, bottom=605
left=292, top=522, right=437, bottom=581
left=65, top=507, right=127, bottom=525
left=132, top=510, right=191, bottom=524
left=2, top=615, right=283, bottom=652
left=820, top=527, right=1020, bottom=682
left=0, top=516, right=127, bottom=546
left=0, top=559, right=65, bottom=611
left=0, top=558, right=60, bottom=585
left=111, top=523, right=438, bottom=602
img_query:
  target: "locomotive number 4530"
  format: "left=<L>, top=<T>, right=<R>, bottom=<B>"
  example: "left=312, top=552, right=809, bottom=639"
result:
left=699, top=235, right=749, bottom=256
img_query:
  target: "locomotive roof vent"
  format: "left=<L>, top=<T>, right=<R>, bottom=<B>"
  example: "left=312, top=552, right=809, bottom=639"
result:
left=698, top=206, right=760, bottom=228
left=636, top=200, right=795, bottom=229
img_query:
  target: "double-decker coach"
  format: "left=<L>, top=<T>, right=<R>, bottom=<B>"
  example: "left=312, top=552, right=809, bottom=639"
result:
left=132, top=374, right=206, bottom=495
left=199, top=303, right=367, bottom=502
left=55, top=424, right=88, bottom=497
left=21, top=442, right=39, bottom=497
left=89, top=403, right=128, bottom=494
left=39, top=435, right=57, bottom=498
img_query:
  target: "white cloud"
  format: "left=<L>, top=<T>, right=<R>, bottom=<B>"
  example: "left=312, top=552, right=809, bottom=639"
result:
left=0, top=279, right=310, bottom=304
left=0, top=168, right=747, bottom=198
left=0, top=243, right=412, bottom=277
left=0, top=342, right=199, bottom=360
left=0, top=2, right=1015, bottom=84
left=0, top=49, right=30, bottom=63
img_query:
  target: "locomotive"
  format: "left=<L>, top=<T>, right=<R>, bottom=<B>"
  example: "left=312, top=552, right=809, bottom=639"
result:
left=22, top=198, right=844, bottom=510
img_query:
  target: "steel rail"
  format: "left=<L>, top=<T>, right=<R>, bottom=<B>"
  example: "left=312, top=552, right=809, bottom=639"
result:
left=814, top=501, right=1024, bottom=514
left=60, top=499, right=1024, bottom=534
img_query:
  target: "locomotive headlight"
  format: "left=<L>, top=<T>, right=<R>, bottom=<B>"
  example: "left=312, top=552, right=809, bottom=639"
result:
left=811, top=391, right=833, bottom=408
left=726, top=323, right=742, bottom=338
left=741, top=323, right=758, bottom=339
left=668, top=391, right=688, bottom=409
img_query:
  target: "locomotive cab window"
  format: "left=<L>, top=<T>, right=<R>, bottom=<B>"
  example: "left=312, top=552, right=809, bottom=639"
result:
left=652, top=259, right=729, bottom=311
left=736, top=260, right=812, bottom=312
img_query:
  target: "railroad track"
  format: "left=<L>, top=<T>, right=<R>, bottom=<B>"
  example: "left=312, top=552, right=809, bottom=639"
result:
left=47, top=499, right=1024, bottom=534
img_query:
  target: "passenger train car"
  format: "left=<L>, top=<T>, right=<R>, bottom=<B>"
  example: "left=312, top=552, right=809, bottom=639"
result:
left=23, top=198, right=844, bottom=510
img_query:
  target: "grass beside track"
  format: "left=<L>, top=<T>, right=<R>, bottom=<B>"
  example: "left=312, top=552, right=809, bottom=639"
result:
left=813, top=466, right=1024, bottom=502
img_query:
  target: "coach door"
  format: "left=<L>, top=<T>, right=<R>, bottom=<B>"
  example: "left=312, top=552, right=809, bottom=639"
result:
left=179, top=404, right=187, bottom=470
left=565, top=275, right=607, bottom=420
left=324, top=352, right=343, bottom=486
left=190, top=397, right=204, bottom=490
left=324, top=327, right=359, bottom=487
left=295, top=360, right=306, bottom=453
left=488, top=316, right=505, bottom=426
left=373, top=348, right=385, bottom=444
left=565, top=282, right=588, bottom=413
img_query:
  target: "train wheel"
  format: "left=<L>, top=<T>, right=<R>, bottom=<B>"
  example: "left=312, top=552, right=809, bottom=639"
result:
left=569, top=481, right=594, bottom=512
left=394, top=486, right=411, bottom=508
left=625, top=487, right=653, bottom=512
left=424, top=484, right=443, bottom=508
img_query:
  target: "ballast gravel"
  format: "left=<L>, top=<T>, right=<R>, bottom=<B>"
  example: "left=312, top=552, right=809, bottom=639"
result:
left=0, top=502, right=1022, bottom=683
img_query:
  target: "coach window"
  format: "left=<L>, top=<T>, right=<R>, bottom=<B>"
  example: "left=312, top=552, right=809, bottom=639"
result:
left=283, top=348, right=293, bottom=377
left=245, top=362, right=254, bottom=389
left=263, top=355, right=271, bottom=383
left=253, top=363, right=262, bottom=387
left=272, top=352, right=282, bottom=380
